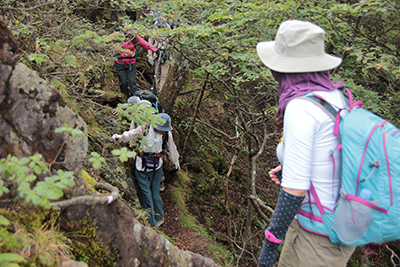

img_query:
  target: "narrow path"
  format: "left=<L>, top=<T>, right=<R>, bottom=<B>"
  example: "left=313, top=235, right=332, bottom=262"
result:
left=160, top=186, right=214, bottom=259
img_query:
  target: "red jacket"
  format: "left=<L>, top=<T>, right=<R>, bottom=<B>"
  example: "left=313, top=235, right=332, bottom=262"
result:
left=108, top=33, right=158, bottom=65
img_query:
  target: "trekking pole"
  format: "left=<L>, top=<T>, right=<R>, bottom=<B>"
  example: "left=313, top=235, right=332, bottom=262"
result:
left=151, top=52, right=162, bottom=92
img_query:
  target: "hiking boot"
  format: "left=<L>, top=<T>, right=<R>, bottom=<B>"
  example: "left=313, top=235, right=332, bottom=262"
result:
left=160, top=181, right=165, bottom=192
left=154, top=218, right=164, bottom=228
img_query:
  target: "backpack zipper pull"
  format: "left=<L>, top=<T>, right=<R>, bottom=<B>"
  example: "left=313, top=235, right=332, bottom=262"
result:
left=360, top=161, right=379, bottom=183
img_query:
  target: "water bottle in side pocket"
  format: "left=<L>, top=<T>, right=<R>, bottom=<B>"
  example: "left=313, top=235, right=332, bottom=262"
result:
left=331, top=188, right=373, bottom=244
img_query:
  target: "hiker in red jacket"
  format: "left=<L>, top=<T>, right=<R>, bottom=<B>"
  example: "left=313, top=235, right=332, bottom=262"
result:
left=108, top=31, right=159, bottom=99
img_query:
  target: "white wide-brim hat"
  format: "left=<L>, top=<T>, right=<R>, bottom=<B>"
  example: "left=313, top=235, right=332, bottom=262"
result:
left=127, top=96, right=140, bottom=105
left=257, top=20, right=342, bottom=73
left=137, top=99, right=152, bottom=109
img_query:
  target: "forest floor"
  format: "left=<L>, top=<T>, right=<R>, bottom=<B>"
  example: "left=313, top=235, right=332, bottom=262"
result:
left=157, top=145, right=281, bottom=265
left=160, top=186, right=215, bottom=259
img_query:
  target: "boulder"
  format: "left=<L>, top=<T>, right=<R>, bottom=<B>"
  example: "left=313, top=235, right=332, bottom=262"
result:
left=0, top=62, right=88, bottom=198
left=64, top=199, right=219, bottom=267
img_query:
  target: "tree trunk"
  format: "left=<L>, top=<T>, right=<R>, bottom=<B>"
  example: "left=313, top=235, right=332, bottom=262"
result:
left=181, top=73, right=208, bottom=163
left=159, top=50, right=191, bottom=114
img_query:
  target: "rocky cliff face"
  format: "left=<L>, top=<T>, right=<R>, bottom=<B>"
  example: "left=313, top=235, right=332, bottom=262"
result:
left=64, top=199, right=219, bottom=267
left=0, top=21, right=218, bottom=267
left=0, top=63, right=89, bottom=198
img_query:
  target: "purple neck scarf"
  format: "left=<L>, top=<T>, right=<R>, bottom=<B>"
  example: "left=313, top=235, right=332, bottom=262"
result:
left=271, top=70, right=345, bottom=117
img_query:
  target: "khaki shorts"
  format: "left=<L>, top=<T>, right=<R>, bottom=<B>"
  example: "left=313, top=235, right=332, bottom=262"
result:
left=278, top=220, right=355, bottom=267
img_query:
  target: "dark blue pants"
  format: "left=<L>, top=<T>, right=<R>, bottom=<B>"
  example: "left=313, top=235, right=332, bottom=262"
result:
left=135, top=166, right=164, bottom=226
left=114, top=61, right=137, bottom=98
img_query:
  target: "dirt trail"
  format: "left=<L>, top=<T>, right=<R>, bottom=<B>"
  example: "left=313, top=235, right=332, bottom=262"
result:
left=160, top=186, right=214, bottom=259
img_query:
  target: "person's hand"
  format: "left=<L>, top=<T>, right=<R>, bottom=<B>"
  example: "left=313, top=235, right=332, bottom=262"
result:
left=112, top=134, right=122, bottom=141
left=268, top=165, right=282, bottom=185
left=174, top=162, right=180, bottom=170
left=155, top=49, right=161, bottom=58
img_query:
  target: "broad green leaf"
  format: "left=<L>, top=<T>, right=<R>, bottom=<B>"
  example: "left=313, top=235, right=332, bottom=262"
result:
left=32, top=195, right=41, bottom=206
left=112, top=149, right=122, bottom=156
left=57, top=170, right=74, bottom=179
left=94, top=161, right=102, bottom=169
left=119, top=155, right=128, bottom=162
left=126, top=151, right=136, bottom=158
left=25, top=174, right=37, bottom=182
left=71, top=129, right=83, bottom=136
left=46, top=188, right=63, bottom=200
left=19, top=158, right=29, bottom=165
left=45, top=176, right=58, bottom=185
left=0, top=252, right=25, bottom=262
left=33, top=165, right=42, bottom=175
left=54, top=127, right=66, bottom=133
left=0, top=216, right=9, bottom=226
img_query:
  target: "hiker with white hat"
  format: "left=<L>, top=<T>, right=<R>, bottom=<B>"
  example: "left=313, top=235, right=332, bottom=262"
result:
left=112, top=113, right=180, bottom=228
left=257, top=20, right=355, bottom=267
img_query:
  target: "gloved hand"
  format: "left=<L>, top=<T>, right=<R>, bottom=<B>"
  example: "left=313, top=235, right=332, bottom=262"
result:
left=112, top=134, right=122, bottom=140
left=155, top=49, right=161, bottom=58
left=148, top=58, right=154, bottom=66
left=174, top=162, right=180, bottom=170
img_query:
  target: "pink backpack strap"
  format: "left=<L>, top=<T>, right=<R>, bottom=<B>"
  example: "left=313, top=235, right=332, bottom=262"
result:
left=310, top=182, right=325, bottom=216
left=345, top=87, right=363, bottom=109
left=391, top=130, right=400, bottom=136
left=343, top=193, right=388, bottom=214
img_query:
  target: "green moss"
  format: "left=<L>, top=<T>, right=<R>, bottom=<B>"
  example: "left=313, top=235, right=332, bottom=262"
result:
left=66, top=215, right=119, bottom=267
left=170, top=171, right=192, bottom=215
left=158, top=231, right=174, bottom=245
left=140, top=244, right=148, bottom=262
left=0, top=204, right=59, bottom=233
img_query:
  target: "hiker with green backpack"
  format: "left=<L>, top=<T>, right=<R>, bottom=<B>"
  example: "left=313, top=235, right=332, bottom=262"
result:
left=107, top=30, right=159, bottom=99
left=256, top=20, right=356, bottom=267
left=112, top=113, right=180, bottom=228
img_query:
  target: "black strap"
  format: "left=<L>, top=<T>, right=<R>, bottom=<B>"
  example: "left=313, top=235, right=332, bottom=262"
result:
left=162, top=133, right=169, bottom=152
left=133, top=36, right=137, bottom=58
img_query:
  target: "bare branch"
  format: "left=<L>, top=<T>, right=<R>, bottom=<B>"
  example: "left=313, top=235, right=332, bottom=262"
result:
left=195, top=118, right=241, bottom=141
left=249, top=195, right=274, bottom=215
left=51, top=182, right=119, bottom=210
left=385, top=244, right=400, bottom=267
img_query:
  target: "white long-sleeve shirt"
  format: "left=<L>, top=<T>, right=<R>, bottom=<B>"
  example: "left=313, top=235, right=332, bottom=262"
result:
left=277, top=89, right=347, bottom=210
left=122, top=125, right=180, bottom=172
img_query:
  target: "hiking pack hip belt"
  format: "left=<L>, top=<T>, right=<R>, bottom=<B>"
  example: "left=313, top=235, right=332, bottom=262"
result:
left=138, top=152, right=162, bottom=158
left=138, top=152, right=162, bottom=170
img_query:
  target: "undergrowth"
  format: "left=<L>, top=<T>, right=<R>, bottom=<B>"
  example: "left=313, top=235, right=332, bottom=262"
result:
left=62, top=215, right=119, bottom=267
left=170, top=170, right=234, bottom=266
left=0, top=204, right=70, bottom=266
left=63, top=214, right=119, bottom=267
